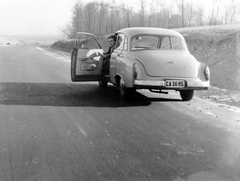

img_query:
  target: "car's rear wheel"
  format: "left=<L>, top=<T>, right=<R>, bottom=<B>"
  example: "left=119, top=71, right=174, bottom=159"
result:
left=98, top=79, right=108, bottom=88
left=180, top=90, right=194, bottom=101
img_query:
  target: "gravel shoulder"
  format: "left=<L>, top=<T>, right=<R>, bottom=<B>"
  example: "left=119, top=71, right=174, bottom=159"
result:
left=195, top=87, right=240, bottom=108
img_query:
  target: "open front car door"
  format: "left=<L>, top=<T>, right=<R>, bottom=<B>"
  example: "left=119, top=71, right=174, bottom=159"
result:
left=71, top=32, right=104, bottom=82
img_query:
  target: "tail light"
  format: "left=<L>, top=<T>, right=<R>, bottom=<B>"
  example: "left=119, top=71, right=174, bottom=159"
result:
left=204, top=66, right=210, bottom=81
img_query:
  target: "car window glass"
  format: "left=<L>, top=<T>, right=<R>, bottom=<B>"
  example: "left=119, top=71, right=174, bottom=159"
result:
left=131, top=36, right=158, bottom=50
left=123, top=36, right=128, bottom=50
left=171, top=37, right=183, bottom=50
left=76, top=34, right=100, bottom=49
left=115, top=34, right=125, bottom=50
left=160, top=37, right=171, bottom=50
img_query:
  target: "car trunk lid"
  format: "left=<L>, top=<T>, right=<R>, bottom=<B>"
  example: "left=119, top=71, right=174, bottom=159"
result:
left=133, top=50, right=199, bottom=77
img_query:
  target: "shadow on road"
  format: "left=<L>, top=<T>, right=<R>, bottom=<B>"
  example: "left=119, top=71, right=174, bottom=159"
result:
left=0, top=82, right=181, bottom=107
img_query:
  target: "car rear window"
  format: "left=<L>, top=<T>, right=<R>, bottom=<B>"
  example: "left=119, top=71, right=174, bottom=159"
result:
left=131, top=35, right=187, bottom=51
left=160, top=37, right=171, bottom=49
left=172, top=37, right=183, bottom=50
left=131, top=36, right=158, bottom=50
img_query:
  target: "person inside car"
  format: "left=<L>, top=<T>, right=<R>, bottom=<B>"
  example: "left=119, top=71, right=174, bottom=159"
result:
left=98, top=34, right=117, bottom=76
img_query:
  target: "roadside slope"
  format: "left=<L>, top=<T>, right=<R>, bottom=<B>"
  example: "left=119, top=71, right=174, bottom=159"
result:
left=185, top=31, right=240, bottom=91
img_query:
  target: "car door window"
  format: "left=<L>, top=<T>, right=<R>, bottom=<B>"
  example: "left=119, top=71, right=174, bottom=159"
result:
left=76, top=34, right=101, bottom=49
left=172, top=37, right=188, bottom=50
left=171, top=37, right=183, bottom=50
left=160, top=37, right=171, bottom=50
left=115, top=34, right=126, bottom=50
left=123, top=36, right=128, bottom=50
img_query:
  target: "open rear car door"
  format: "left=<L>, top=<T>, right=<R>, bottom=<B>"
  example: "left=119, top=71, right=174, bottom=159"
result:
left=71, top=32, right=104, bottom=82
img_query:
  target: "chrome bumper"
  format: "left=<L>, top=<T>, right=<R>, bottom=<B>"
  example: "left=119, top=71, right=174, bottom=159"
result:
left=133, top=79, right=209, bottom=89
left=133, top=80, right=165, bottom=86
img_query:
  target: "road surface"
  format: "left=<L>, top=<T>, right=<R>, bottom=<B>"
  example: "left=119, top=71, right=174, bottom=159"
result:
left=0, top=45, right=240, bottom=181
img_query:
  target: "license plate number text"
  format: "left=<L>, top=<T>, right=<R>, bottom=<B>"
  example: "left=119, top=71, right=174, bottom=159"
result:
left=165, top=80, right=185, bottom=88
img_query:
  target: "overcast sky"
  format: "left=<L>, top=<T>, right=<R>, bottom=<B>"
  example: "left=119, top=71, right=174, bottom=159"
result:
left=0, top=0, right=140, bottom=35
left=0, top=0, right=75, bottom=35
left=0, top=0, right=227, bottom=36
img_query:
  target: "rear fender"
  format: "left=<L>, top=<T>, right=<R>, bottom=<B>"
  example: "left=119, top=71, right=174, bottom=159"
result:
left=116, top=59, right=135, bottom=88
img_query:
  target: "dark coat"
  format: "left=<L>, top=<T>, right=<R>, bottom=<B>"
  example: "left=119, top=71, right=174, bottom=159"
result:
left=103, top=47, right=114, bottom=60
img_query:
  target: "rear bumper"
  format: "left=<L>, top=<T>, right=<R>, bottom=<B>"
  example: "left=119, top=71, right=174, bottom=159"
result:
left=133, top=79, right=209, bottom=90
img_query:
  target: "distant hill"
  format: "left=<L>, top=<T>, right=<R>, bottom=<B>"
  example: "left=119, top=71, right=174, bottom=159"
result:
left=0, top=34, right=63, bottom=46
left=13, top=34, right=63, bottom=45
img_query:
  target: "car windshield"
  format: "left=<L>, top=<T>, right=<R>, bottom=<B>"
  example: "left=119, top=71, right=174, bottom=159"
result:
left=131, top=35, right=188, bottom=51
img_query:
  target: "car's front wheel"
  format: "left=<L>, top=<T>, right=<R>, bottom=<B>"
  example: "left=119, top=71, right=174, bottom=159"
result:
left=119, top=78, right=129, bottom=99
left=180, top=90, right=194, bottom=101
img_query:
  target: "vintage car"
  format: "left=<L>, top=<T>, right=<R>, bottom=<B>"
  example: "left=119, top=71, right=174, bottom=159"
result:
left=71, top=28, right=210, bottom=101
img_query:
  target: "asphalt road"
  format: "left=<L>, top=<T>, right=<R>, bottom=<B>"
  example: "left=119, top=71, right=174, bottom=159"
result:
left=0, top=45, right=240, bottom=181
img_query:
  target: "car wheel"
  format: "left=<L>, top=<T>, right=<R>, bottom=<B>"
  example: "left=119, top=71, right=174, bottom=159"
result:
left=180, top=90, right=194, bottom=101
left=98, top=80, right=108, bottom=88
left=119, top=78, right=128, bottom=99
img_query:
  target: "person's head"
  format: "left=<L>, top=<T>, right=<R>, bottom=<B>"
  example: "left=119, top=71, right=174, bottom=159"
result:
left=108, top=34, right=117, bottom=48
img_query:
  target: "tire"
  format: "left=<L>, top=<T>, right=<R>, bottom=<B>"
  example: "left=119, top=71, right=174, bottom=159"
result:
left=70, top=49, right=77, bottom=81
left=180, top=90, right=194, bottom=101
left=119, top=78, right=128, bottom=99
left=98, top=80, right=108, bottom=88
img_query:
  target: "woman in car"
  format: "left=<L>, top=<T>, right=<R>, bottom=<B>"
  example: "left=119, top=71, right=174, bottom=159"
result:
left=98, top=34, right=117, bottom=76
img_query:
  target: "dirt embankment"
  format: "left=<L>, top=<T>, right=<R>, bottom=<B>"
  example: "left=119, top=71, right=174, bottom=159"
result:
left=181, top=26, right=240, bottom=107
left=185, top=31, right=240, bottom=91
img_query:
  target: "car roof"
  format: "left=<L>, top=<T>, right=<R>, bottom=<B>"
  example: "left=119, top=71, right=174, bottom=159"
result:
left=117, top=27, right=183, bottom=38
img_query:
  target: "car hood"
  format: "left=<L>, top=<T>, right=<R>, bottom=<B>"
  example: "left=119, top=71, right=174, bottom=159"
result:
left=132, top=50, right=200, bottom=77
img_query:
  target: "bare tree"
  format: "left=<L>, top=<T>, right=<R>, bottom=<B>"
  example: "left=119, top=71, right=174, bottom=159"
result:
left=115, top=5, right=124, bottom=30
left=148, top=0, right=155, bottom=27
left=58, top=25, right=71, bottom=39
left=176, top=0, right=185, bottom=27
left=109, top=0, right=115, bottom=33
left=97, top=2, right=109, bottom=35
left=68, top=0, right=240, bottom=38
left=156, top=2, right=161, bottom=28
left=181, top=0, right=185, bottom=27
left=155, top=1, right=168, bottom=28
left=195, top=6, right=204, bottom=26
left=121, top=4, right=132, bottom=28
left=229, top=0, right=238, bottom=24
left=209, top=0, right=221, bottom=25
left=139, top=0, right=146, bottom=26
left=84, top=2, right=96, bottom=32
left=188, top=0, right=193, bottom=26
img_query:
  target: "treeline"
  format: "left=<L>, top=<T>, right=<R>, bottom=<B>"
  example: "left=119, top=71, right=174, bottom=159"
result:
left=61, top=0, right=239, bottom=38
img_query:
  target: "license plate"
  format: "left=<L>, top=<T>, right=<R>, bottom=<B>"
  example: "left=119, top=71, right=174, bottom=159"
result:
left=165, top=80, right=185, bottom=88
